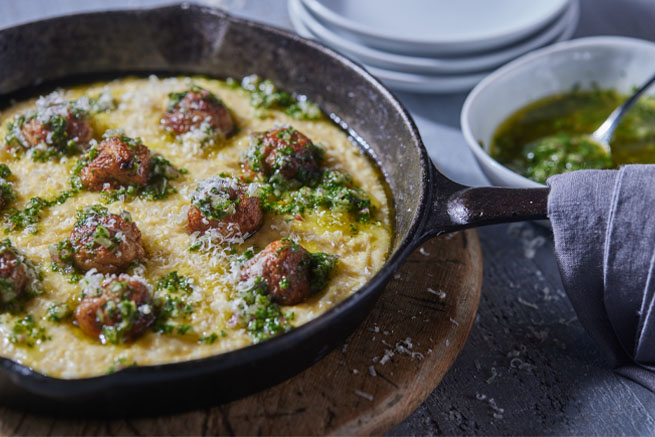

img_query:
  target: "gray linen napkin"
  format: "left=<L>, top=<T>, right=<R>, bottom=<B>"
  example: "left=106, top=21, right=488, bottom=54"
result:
left=548, top=165, right=655, bottom=391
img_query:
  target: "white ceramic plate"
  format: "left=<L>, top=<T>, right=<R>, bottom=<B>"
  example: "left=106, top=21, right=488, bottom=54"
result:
left=289, top=0, right=579, bottom=93
left=294, top=0, right=578, bottom=75
left=461, top=36, right=655, bottom=188
left=288, top=0, right=483, bottom=92
left=301, top=0, right=570, bottom=56
left=365, top=67, right=489, bottom=94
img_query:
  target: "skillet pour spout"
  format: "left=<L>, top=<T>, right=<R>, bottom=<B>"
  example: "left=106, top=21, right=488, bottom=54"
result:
left=0, top=2, right=550, bottom=416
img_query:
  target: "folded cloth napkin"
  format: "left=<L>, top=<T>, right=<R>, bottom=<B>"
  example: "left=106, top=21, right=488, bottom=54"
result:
left=548, top=165, right=655, bottom=391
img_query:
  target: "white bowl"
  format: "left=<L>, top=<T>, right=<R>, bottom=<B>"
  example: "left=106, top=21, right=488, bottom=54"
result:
left=288, top=0, right=487, bottom=93
left=294, top=0, right=578, bottom=75
left=289, top=0, right=579, bottom=94
left=461, top=36, right=655, bottom=188
left=301, top=0, right=570, bottom=56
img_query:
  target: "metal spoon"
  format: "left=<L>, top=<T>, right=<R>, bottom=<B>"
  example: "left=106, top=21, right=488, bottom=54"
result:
left=591, top=71, right=655, bottom=153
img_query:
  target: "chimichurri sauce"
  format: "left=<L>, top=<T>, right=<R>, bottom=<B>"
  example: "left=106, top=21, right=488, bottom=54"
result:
left=490, top=88, right=655, bottom=183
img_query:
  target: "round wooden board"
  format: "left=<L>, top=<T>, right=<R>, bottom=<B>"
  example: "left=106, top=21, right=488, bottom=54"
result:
left=0, top=230, right=482, bottom=436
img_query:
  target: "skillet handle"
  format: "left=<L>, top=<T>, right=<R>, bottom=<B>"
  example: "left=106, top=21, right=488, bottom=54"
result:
left=418, top=164, right=550, bottom=240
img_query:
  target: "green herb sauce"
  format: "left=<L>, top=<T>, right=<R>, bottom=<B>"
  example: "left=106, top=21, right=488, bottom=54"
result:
left=228, top=75, right=322, bottom=120
left=106, top=357, right=136, bottom=374
left=4, top=190, right=76, bottom=234
left=152, top=271, right=195, bottom=336
left=491, top=88, right=655, bottom=183
left=10, top=315, right=50, bottom=347
left=45, top=302, right=74, bottom=323
left=198, top=333, right=219, bottom=344
left=308, top=252, right=338, bottom=293
left=97, top=283, right=147, bottom=345
left=260, top=173, right=373, bottom=222
left=236, top=276, right=294, bottom=343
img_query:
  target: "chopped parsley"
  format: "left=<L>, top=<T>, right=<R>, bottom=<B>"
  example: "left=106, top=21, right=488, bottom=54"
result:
left=285, top=98, right=322, bottom=120
left=45, top=302, right=73, bottom=323
left=3, top=188, right=77, bottom=234
left=167, top=84, right=222, bottom=112
left=229, top=241, right=335, bottom=340
left=95, top=283, right=153, bottom=345
left=243, top=129, right=373, bottom=221
left=5, top=197, right=51, bottom=233
left=0, top=165, right=16, bottom=208
left=0, top=165, right=11, bottom=180
left=522, top=134, right=613, bottom=184
left=191, top=176, right=245, bottom=221
left=75, top=204, right=110, bottom=226
left=70, top=143, right=99, bottom=191
left=140, top=154, right=186, bottom=200
left=309, top=252, right=338, bottom=293
left=10, top=315, right=50, bottom=347
left=108, top=132, right=143, bottom=149
left=235, top=276, right=294, bottom=343
left=50, top=260, right=83, bottom=283
left=257, top=170, right=373, bottom=222
left=239, top=248, right=256, bottom=263
left=156, top=271, right=193, bottom=293
left=49, top=240, right=78, bottom=275
left=152, top=271, right=195, bottom=336
left=106, top=357, right=136, bottom=374
left=198, top=333, right=219, bottom=344
left=234, top=75, right=322, bottom=120
left=152, top=295, right=193, bottom=335
left=87, top=89, right=116, bottom=113
left=4, top=115, right=26, bottom=151
left=92, top=224, right=117, bottom=249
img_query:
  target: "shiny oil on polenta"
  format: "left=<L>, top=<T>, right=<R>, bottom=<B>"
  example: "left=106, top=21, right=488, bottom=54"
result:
left=0, top=76, right=391, bottom=378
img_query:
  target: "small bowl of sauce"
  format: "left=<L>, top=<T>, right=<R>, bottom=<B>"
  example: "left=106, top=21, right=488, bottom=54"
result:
left=461, top=36, right=655, bottom=187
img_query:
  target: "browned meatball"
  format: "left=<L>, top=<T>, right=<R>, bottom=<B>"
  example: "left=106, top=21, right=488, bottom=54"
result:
left=162, top=86, right=234, bottom=139
left=5, top=92, right=93, bottom=159
left=80, top=135, right=151, bottom=191
left=75, top=275, right=155, bottom=344
left=188, top=176, right=263, bottom=239
left=0, top=239, right=42, bottom=307
left=0, top=164, right=16, bottom=211
left=241, top=239, right=313, bottom=305
left=20, top=109, right=93, bottom=152
left=53, top=206, right=145, bottom=274
left=245, top=127, right=323, bottom=184
left=0, top=250, right=27, bottom=305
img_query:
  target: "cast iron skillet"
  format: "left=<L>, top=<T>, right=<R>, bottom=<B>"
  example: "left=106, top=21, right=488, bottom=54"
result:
left=0, top=4, right=549, bottom=416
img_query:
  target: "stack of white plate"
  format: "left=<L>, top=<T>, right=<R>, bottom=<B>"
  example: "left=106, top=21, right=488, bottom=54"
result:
left=288, top=0, right=580, bottom=93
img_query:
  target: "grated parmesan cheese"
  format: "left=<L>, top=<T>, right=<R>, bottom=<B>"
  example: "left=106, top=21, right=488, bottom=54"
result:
left=0, top=76, right=392, bottom=378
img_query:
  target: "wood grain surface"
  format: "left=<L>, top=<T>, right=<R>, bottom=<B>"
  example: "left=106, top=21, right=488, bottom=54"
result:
left=0, top=230, right=482, bottom=436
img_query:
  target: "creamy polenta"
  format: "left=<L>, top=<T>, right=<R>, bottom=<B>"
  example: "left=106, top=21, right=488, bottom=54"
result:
left=0, top=76, right=391, bottom=378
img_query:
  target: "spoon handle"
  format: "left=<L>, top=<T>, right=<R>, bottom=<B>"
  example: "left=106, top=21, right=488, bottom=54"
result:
left=591, top=72, right=655, bottom=145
